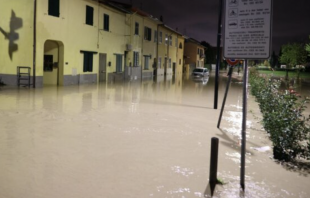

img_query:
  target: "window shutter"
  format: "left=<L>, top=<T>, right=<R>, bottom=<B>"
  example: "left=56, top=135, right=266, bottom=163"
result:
left=86, top=6, right=94, bottom=25
left=144, top=27, right=147, bottom=40
left=83, top=52, right=94, bottom=72
left=83, top=53, right=88, bottom=72
left=135, top=22, right=139, bottom=35
left=48, top=0, right=60, bottom=17
left=88, top=53, right=93, bottom=71
left=104, top=14, right=109, bottom=31
left=148, top=29, right=151, bottom=41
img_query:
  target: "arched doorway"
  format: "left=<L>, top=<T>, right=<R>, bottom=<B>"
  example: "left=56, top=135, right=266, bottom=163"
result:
left=43, top=40, right=64, bottom=86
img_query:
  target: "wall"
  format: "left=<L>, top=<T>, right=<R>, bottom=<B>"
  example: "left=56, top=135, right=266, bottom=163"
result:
left=36, top=0, right=101, bottom=86
left=0, top=0, right=34, bottom=85
left=184, top=41, right=205, bottom=68
left=141, top=17, right=159, bottom=79
left=98, top=4, right=127, bottom=77
left=176, top=36, right=185, bottom=75
left=157, top=26, right=179, bottom=76
left=0, top=0, right=128, bottom=87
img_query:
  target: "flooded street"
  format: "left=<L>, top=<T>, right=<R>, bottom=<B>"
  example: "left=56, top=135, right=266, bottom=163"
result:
left=0, top=72, right=309, bottom=198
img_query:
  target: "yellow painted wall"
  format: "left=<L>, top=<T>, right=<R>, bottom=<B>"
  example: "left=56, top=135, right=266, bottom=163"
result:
left=141, top=18, right=159, bottom=74
left=184, top=42, right=205, bottom=67
left=125, top=14, right=143, bottom=67
left=36, top=0, right=127, bottom=83
left=36, top=0, right=99, bottom=78
left=0, top=0, right=34, bottom=75
left=157, top=26, right=179, bottom=75
left=1, top=0, right=187, bottom=86
left=98, top=4, right=127, bottom=74
left=177, top=36, right=185, bottom=75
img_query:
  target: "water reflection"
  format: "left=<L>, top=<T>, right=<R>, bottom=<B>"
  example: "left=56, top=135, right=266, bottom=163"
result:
left=0, top=73, right=309, bottom=198
left=191, top=76, right=209, bottom=85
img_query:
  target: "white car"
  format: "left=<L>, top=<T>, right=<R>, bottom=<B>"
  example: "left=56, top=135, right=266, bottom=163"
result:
left=192, top=67, right=209, bottom=78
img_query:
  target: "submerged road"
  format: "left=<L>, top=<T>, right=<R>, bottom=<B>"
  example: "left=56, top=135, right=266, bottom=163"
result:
left=0, top=72, right=309, bottom=198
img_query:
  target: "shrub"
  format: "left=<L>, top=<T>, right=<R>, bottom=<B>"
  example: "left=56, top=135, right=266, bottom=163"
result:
left=249, top=68, right=310, bottom=161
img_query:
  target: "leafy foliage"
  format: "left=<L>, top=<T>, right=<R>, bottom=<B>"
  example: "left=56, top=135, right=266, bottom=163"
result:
left=280, top=43, right=307, bottom=68
left=249, top=68, right=310, bottom=161
left=200, top=41, right=216, bottom=64
left=305, top=36, right=310, bottom=57
left=269, top=51, right=278, bottom=68
left=279, top=43, right=307, bottom=80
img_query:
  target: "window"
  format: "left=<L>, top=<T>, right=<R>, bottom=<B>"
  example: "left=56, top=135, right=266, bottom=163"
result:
left=154, top=30, right=157, bottom=43
left=135, top=22, right=139, bottom=35
left=104, top=14, right=109, bottom=31
left=144, top=27, right=152, bottom=41
left=159, top=31, right=162, bottom=43
left=83, top=52, right=93, bottom=72
left=165, top=34, right=168, bottom=45
left=179, top=42, right=183, bottom=49
left=158, top=57, right=161, bottom=68
left=86, top=6, right=94, bottom=25
left=116, top=54, right=123, bottom=72
left=179, top=59, right=182, bottom=65
left=200, top=49, right=204, bottom=56
left=197, top=48, right=200, bottom=54
left=144, top=56, right=150, bottom=70
left=169, top=58, right=172, bottom=68
left=133, top=52, right=139, bottom=66
left=169, top=35, right=172, bottom=46
left=48, top=0, right=60, bottom=17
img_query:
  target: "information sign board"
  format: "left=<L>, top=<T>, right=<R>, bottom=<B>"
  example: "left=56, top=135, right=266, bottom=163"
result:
left=223, top=0, right=272, bottom=59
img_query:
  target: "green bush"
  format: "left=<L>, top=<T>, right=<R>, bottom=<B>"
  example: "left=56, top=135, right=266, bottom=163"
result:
left=249, top=68, right=310, bottom=161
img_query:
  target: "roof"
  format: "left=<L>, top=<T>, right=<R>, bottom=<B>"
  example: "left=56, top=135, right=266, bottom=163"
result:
left=158, top=24, right=184, bottom=36
left=96, top=0, right=132, bottom=14
left=185, top=38, right=204, bottom=48
left=95, top=1, right=190, bottom=39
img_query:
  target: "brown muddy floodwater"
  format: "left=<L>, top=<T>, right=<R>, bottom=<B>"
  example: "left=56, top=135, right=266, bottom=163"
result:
left=0, top=72, right=309, bottom=198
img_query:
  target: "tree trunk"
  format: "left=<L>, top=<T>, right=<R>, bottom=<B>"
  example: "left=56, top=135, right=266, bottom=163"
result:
left=296, top=68, right=300, bottom=82
left=285, top=69, right=289, bottom=80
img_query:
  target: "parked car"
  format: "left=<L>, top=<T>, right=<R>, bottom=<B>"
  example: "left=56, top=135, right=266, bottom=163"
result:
left=191, top=67, right=209, bottom=78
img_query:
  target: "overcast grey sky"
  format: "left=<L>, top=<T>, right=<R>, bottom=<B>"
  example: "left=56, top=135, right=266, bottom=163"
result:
left=115, top=0, right=310, bottom=54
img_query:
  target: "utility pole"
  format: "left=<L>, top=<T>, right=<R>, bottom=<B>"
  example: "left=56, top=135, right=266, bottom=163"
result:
left=214, top=0, right=223, bottom=109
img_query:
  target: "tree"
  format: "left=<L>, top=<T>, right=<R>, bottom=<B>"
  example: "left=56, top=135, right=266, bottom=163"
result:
left=279, top=43, right=307, bottom=80
left=200, top=41, right=216, bottom=64
left=263, top=60, right=270, bottom=67
left=269, top=51, right=278, bottom=68
left=305, top=36, right=310, bottom=56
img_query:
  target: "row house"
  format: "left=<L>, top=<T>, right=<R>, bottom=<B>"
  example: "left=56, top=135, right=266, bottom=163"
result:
left=0, top=0, right=189, bottom=87
left=184, top=38, right=205, bottom=73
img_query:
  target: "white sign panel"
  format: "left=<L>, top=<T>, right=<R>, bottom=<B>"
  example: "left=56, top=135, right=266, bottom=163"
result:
left=223, top=0, right=272, bottom=59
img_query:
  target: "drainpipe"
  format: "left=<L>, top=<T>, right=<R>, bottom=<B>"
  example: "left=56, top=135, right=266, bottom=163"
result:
left=141, top=17, right=144, bottom=80
left=156, top=24, right=164, bottom=76
left=33, top=0, right=37, bottom=88
left=156, top=24, right=159, bottom=75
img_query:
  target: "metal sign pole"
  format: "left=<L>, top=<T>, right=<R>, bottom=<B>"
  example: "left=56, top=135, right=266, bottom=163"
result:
left=217, top=65, right=234, bottom=128
left=240, top=59, right=248, bottom=191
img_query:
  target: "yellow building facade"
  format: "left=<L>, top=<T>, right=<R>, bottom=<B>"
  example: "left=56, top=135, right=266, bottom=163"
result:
left=0, top=0, right=187, bottom=87
left=156, top=25, right=183, bottom=76
left=0, top=0, right=34, bottom=86
left=0, top=0, right=129, bottom=87
left=184, top=38, right=205, bottom=74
